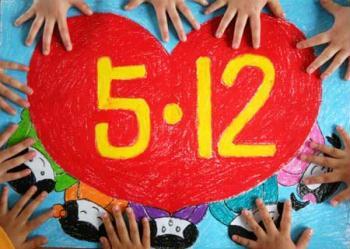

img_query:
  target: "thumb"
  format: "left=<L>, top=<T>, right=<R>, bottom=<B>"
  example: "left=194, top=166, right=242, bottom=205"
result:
left=23, top=236, right=48, bottom=249
left=268, top=0, right=285, bottom=18
left=296, top=228, right=313, bottom=249
left=320, top=0, right=341, bottom=15
left=192, top=0, right=209, bottom=6
left=73, top=0, right=93, bottom=16
left=124, top=0, right=144, bottom=10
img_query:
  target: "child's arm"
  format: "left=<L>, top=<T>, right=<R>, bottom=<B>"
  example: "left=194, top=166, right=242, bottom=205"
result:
left=0, top=185, right=52, bottom=249
left=124, top=0, right=208, bottom=42
left=204, top=0, right=284, bottom=49
left=297, top=0, right=350, bottom=80
left=15, top=0, right=93, bottom=55
left=0, top=60, right=32, bottom=115
left=100, top=205, right=150, bottom=249
left=0, top=124, right=36, bottom=184
left=233, top=199, right=313, bottom=249
left=301, top=126, right=350, bottom=206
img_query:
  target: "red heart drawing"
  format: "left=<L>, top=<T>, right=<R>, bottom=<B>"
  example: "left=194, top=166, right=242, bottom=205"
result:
left=28, top=13, right=321, bottom=212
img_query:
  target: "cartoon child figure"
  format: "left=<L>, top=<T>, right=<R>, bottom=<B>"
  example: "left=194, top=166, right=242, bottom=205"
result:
left=7, top=109, right=77, bottom=197
left=278, top=123, right=341, bottom=210
left=130, top=203, right=208, bottom=248
left=53, top=182, right=128, bottom=242
left=209, top=176, right=282, bottom=242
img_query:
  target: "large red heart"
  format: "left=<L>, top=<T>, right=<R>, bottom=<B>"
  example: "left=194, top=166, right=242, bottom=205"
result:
left=28, top=13, right=321, bottom=212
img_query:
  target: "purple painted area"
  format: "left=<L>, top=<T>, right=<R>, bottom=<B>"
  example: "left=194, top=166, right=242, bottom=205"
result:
left=174, top=204, right=208, bottom=224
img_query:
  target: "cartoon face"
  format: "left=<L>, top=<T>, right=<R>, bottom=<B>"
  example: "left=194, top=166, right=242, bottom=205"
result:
left=302, top=162, right=330, bottom=191
left=8, top=147, right=55, bottom=197
left=77, top=200, right=105, bottom=230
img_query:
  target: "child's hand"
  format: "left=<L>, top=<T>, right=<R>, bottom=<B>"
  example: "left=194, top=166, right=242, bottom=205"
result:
left=0, top=185, right=52, bottom=249
left=0, top=124, right=36, bottom=184
left=125, top=0, right=208, bottom=42
left=0, top=61, right=32, bottom=115
left=15, top=0, right=93, bottom=55
left=205, top=0, right=284, bottom=49
left=297, top=0, right=350, bottom=80
left=100, top=206, right=150, bottom=249
left=233, top=199, right=313, bottom=249
left=301, top=126, right=350, bottom=206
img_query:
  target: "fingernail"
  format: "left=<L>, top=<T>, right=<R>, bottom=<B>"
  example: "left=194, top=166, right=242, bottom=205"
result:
left=194, top=22, right=200, bottom=30
left=256, top=198, right=263, bottom=204
left=114, top=205, right=120, bottom=212
left=309, top=229, right=313, bottom=236
left=307, top=67, right=315, bottom=74
left=303, top=179, right=310, bottom=184
left=296, top=43, right=302, bottom=49
left=310, top=142, right=318, bottom=149
left=331, top=200, right=338, bottom=207
left=300, top=155, right=307, bottom=161
left=232, top=235, right=238, bottom=240
left=321, top=73, right=329, bottom=80
left=28, top=87, right=34, bottom=95
left=25, top=40, right=31, bottom=47
left=215, top=31, right=222, bottom=38
left=87, top=10, right=93, bottom=15
left=66, top=44, right=72, bottom=52
left=24, top=169, right=31, bottom=175
left=31, top=185, right=38, bottom=191
left=126, top=207, right=132, bottom=213
left=24, top=101, right=30, bottom=108
left=41, top=191, right=48, bottom=198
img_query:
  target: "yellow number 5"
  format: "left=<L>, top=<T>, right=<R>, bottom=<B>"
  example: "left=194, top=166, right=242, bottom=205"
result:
left=95, top=57, right=151, bottom=160
left=218, top=54, right=277, bottom=157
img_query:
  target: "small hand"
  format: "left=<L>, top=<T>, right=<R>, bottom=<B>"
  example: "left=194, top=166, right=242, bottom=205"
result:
left=0, top=185, right=53, bottom=249
left=15, top=0, right=93, bottom=55
left=297, top=0, right=350, bottom=80
left=125, top=0, right=208, bottom=42
left=0, top=61, right=32, bottom=115
left=205, top=0, right=284, bottom=49
left=301, top=126, right=350, bottom=206
left=100, top=206, right=150, bottom=249
left=233, top=199, right=313, bottom=249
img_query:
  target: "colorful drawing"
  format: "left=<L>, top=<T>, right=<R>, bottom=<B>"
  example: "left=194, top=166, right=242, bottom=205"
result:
left=130, top=203, right=208, bottom=248
left=53, top=182, right=128, bottom=242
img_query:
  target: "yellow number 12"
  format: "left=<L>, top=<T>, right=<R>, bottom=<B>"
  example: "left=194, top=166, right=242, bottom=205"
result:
left=197, top=54, right=277, bottom=158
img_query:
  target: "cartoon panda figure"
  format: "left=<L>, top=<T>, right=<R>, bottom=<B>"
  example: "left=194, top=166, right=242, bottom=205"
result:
left=130, top=203, right=208, bottom=248
left=53, top=182, right=128, bottom=242
left=8, top=147, right=55, bottom=198
left=209, top=176, right=282, bottom=242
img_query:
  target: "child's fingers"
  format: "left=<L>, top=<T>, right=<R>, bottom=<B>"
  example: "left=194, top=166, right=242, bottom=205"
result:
left=1, top=169, right=31, bottom=182
left=0, top=61, right=29, bottom=72
left=280, top=200, right=292, bottom=235
left=23, top=236, right=48, bottom=249
left=320, top=0, right=341, bottom=15
left=25, top=16, right=44, bottom=46
left=215, top=7, right=237, bottom=38
left=58, top=16, right=72, bottom=51
left=193, top=0, right=209, bottom=6
left=0, top=97, right=16, bottom=115
left=303, top=172, right=340, bottom=185
left=178, top=2, right=200, bottom=30
left=296, top=228, right=313, bottom=249
left=307, top=45, right=338, bottom=74
left=124, top=0, right=144, bottom=11
left=242, top=209, right=266, bottom=239
left=232, top=13, right=248, bottom=49
left=0, top=124, right=18, bottom=148
left=250, top=14, right=261, bottom=49
left=268, top=0, right=285, bottom=18
left=2, top=149, right=36, bottom=172
left=142, top=217, right=151, bottom=247
left=0, top=186, right=9, bottom=215
left=0, top=73, right=33, bottom=95
left=310, top=142, right=345, bottom=159
left=102, top=213, right=120, bottom=246
left=100, top=237, right=112, bottom=249
left=15, top=7, right=35, bottom=27
left=167, top=5, right=186, bottom=42
left=42, top=19, right=55, bottom=56
left=154, top=7, right=169, bottom=42
left=232, top=235, right=258, bottom=249
left=345, top=59, right=350, bottom=81
left=300, top=154, right=341, bottom=169
left=113, top=206, right=130, bottom=243
left=0, top=137, right=35, bottom=163
left=337, top=126, right=350, bottom=149
left=204, top=0, right=226, bottom=15
left=126, top=207, right=141, bottom=244
left=27, top=209, right=53, bottom=231
left=73, top=0, right=93, bottom=16
left=330, top=188, right=350, bottom=207
left=296, top=32, right=330, bottom=49
left=256, top=198, right=278, bottom=234
left=321, top=51, right=349, bottom=79
left=10, top=186, right=37, bottom=217
left=19, top=191, right=48, bottom=222
left=0, top=84, right=29, bottom=109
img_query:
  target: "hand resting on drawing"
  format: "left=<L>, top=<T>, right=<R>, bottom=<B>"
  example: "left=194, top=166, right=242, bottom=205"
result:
left=0, top=185, right=53, bottom=249
left=15, top=0, right=93, bottom=55
left=297, top=0, right=350, bottom=80
left=233, top=199, right=313, bottom=249
left=124, top=0, right=208, bottom=42
left=301, top=126, right=350, bottom=206
left=204, top=0, right=285, bottom=49
left=100, top=205, right=151, bottom=249
left=0, top=60, right=32, bottom=115
left=0, top=124, right=37, bottom=184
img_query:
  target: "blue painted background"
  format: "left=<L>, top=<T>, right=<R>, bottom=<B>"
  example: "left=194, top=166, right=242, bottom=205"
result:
left=0, top=0, right=350, bottom=248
